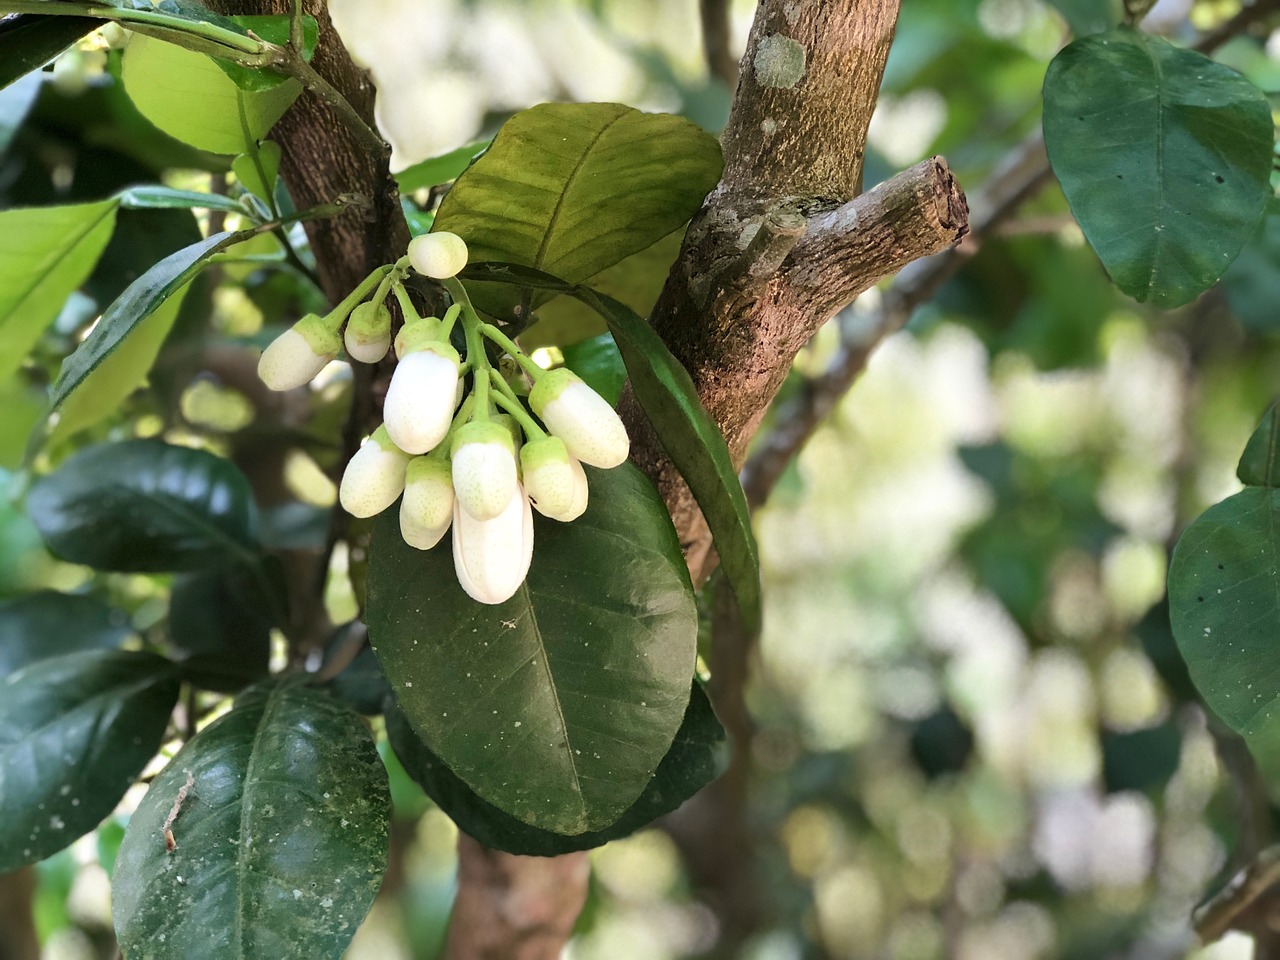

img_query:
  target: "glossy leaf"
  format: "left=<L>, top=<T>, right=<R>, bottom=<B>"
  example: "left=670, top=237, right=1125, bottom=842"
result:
left=0, top=13, right=98, bottom=91
left=118, top=185, right=249, bottom=216
left=1043, top=28, right=1274, bottom=307
left=367, top=462, right=697, bottom=835
left=51, top=228, right=253, bottom=410
left=0, top=590, right=134, bottom=676
left=562, top=333, right=626, bottom=408
left=168, top=567, right=272, bottom=693
left=434, top=102, right=721, bottom=321
left=1238, top=405, right=1280, bottom=488
left=386, top=682, right=723, bottom=854
left=0, top=650, right=179, bottom=872
left=113, top=681, right=390, bottom=960
left=27, top=439, right=261, bottom=572
left=50, top=282, right=190, bottom=443
left=121, top=35, right=300, bottom=154
left=462, top=262, right=762, bottom=633
left=395, top=139, right=488, bottom=193
left=0, top=199, right=118, bottom=380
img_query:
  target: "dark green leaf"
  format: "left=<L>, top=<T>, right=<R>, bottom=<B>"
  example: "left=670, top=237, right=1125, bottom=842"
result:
left=462, top=262, right=762, bottom=633
left=168, top=567, right=272, bottom=692
left=0, top=199, right=118, bottom=379
left=1222, top=200, right=1280, bottom=332
left=0, top=14, right=99, bottom=91
left=113, top=681, right=390, bottom=960
left=561, top=333, right=626, bottom=407
left=395, top=139, right=489, bottom=193
left=1043, top=0, right=1119, bottom=37
left=217, top=14, right=318, bottom=92
left=435, top=102, right=721, bottom=321
left=1169, top=487, right=1280, bottom=748
left=367, top=463, right=697, bottom=836
left=1238, top=405, right=1280, bottom=488
left=0, top=650, right=179, bottom=872
left=51, top=228, right=253, bottom=409
left=0, top=590, right=134, bottom=676
left=386, top=682, right=723, bottom=855
left=321, top=631, right=389, bottom=716
left=27, top=439, right=261, bottom=572
left=118, top=185, right=248, bottom=215
left=0, top=71, right=42, bottom=154
left=1043, top=28, right=1274, bottom=307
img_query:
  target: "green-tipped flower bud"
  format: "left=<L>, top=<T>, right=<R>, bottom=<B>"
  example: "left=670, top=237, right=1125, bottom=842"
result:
left=399, top=456, right=454, bottom=550
left=338, top=425, right=411, bottom=518
left=394, top=316, right=442, bottom=359
left=451, top=420, right=518, bottom=521
left=529, top=368, right=629, bottom=468
left=345, top=301, right=392, bottom=364
left=521, top=437, right=588, bottom=522
left=257, top=314, right=340, bottom=391
left=407, top=232, right=468, bottom=279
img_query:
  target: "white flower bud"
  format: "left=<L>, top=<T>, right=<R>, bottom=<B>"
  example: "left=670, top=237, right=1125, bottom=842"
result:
left=521, top=437, right=588, bottom=522
left=344, top=301, right=391, bottom=364
left=451, top=421, right=519, bottom=521
left=408, top=232, right=469, bottom=280
left=383, top=343, right=462, bottom=455
left=257, top=315, right=339, bottom=391
left=529, top=369, right=629, bottom=468
left=399, top=456, right=454, bottom=550
left=452, top=485, right=534, bottom=605
left=339, top=425, right=412, bottom=518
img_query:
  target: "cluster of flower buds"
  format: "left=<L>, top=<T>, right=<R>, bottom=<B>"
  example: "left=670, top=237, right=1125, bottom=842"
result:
left=256, top=232, right=630, bottom=605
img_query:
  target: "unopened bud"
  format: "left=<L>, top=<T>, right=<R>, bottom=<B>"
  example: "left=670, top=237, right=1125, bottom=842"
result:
left=529, top=369, right=629, bottom=468
left=383, top=343, right=461, bottom=455
left=344, top=301, right=392, bottom=364
left=451, top=420, right=518, bottom=521
left=257, top=314, right=339, bottom=391
left=399, top=456, right=454, bottom=550
left=452, top=486, right=534, bottom=605
left=408, top=232, right=469, bottom=279
left=521, top=437, right=588, bottom=522
left=338, top=425, right=411, bottom=518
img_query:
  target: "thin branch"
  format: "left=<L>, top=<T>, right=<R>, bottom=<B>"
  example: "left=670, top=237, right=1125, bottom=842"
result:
left=1195, top=846, right=1280, bottom=943
left=700, top=0, right=739, bottom=88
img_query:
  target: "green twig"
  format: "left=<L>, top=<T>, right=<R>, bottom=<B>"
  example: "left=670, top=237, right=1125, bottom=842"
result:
left=489, top=373, right=546, bottom=439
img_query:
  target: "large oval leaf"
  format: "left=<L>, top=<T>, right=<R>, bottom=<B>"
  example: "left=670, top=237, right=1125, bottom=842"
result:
left=112, top=681, right=390, bottom=960
left=386, top=682, right=723, bottom=855
left=0, top=199, right=118, bottom=379
left=1043, top=28, right=1274, bottom=307
left=367, top=462, right=698, bottom=836
left=0, top=590, right=134, bottom=675
left=121, top=34, right=299, bottom=155
left=434, top=101, right=722, bottom=322
left=0, top=650, right=179, bottom=872
left=27, top=439, right=261, bottom=572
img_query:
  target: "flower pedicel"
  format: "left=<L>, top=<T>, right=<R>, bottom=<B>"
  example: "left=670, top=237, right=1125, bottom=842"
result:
left=257, top=231, right=630, bottom=605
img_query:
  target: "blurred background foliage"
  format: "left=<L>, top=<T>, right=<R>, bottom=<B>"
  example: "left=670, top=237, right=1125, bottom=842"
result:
left=1, top=0, right=1279, bottom=958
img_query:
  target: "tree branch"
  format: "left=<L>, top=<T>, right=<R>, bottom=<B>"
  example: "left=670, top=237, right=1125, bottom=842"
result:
left=700, top=0, right=739, bottom=88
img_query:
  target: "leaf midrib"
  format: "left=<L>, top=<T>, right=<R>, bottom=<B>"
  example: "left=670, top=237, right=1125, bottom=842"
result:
left=0, top=201, right=116, bottom=328
left=531, top=111, right=628, bottom=275
left=98, top=474, right=258, bottom=568
left=514, top=582, right=588, bottom=825
left=1141, top=31, right=1167, bottom=298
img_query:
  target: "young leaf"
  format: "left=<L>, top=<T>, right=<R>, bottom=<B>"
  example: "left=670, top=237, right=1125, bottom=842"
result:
left=26, top=439, right=261, bottom=572
left=112, top=681, right=390, bottom=960
left=0, top=199, right=118, bottom=379
left=394, top=139, right=489, bottom=193
left=367, top=463, right=698, bottom=836
left=121, top=35, right=300, bottom=155
left=386, top=682, right=724, bottom=855
left=0, top=591, right=134, bottom=676
left=49, top=282, right=190, bottom=444
left=0, top=13, right=98, bottom=91
left=50, top=228, right=254, bottom=410
left=0, top=650, right=179, bottom=873
left=1043, top=28, right=1274, bottom=307
left=1237, top=404, right=1279, bottom=488
left=434, top=102, right=722, bottom=321
left=118, top=185, right=249, bottom=216
left=461, top=262, right=763, bottom=633
left=232, top=141, right=282, bottom=207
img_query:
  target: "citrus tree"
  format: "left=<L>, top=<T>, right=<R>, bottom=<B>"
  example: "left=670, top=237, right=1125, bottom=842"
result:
left=0, top=0, right=1278, bottom=958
